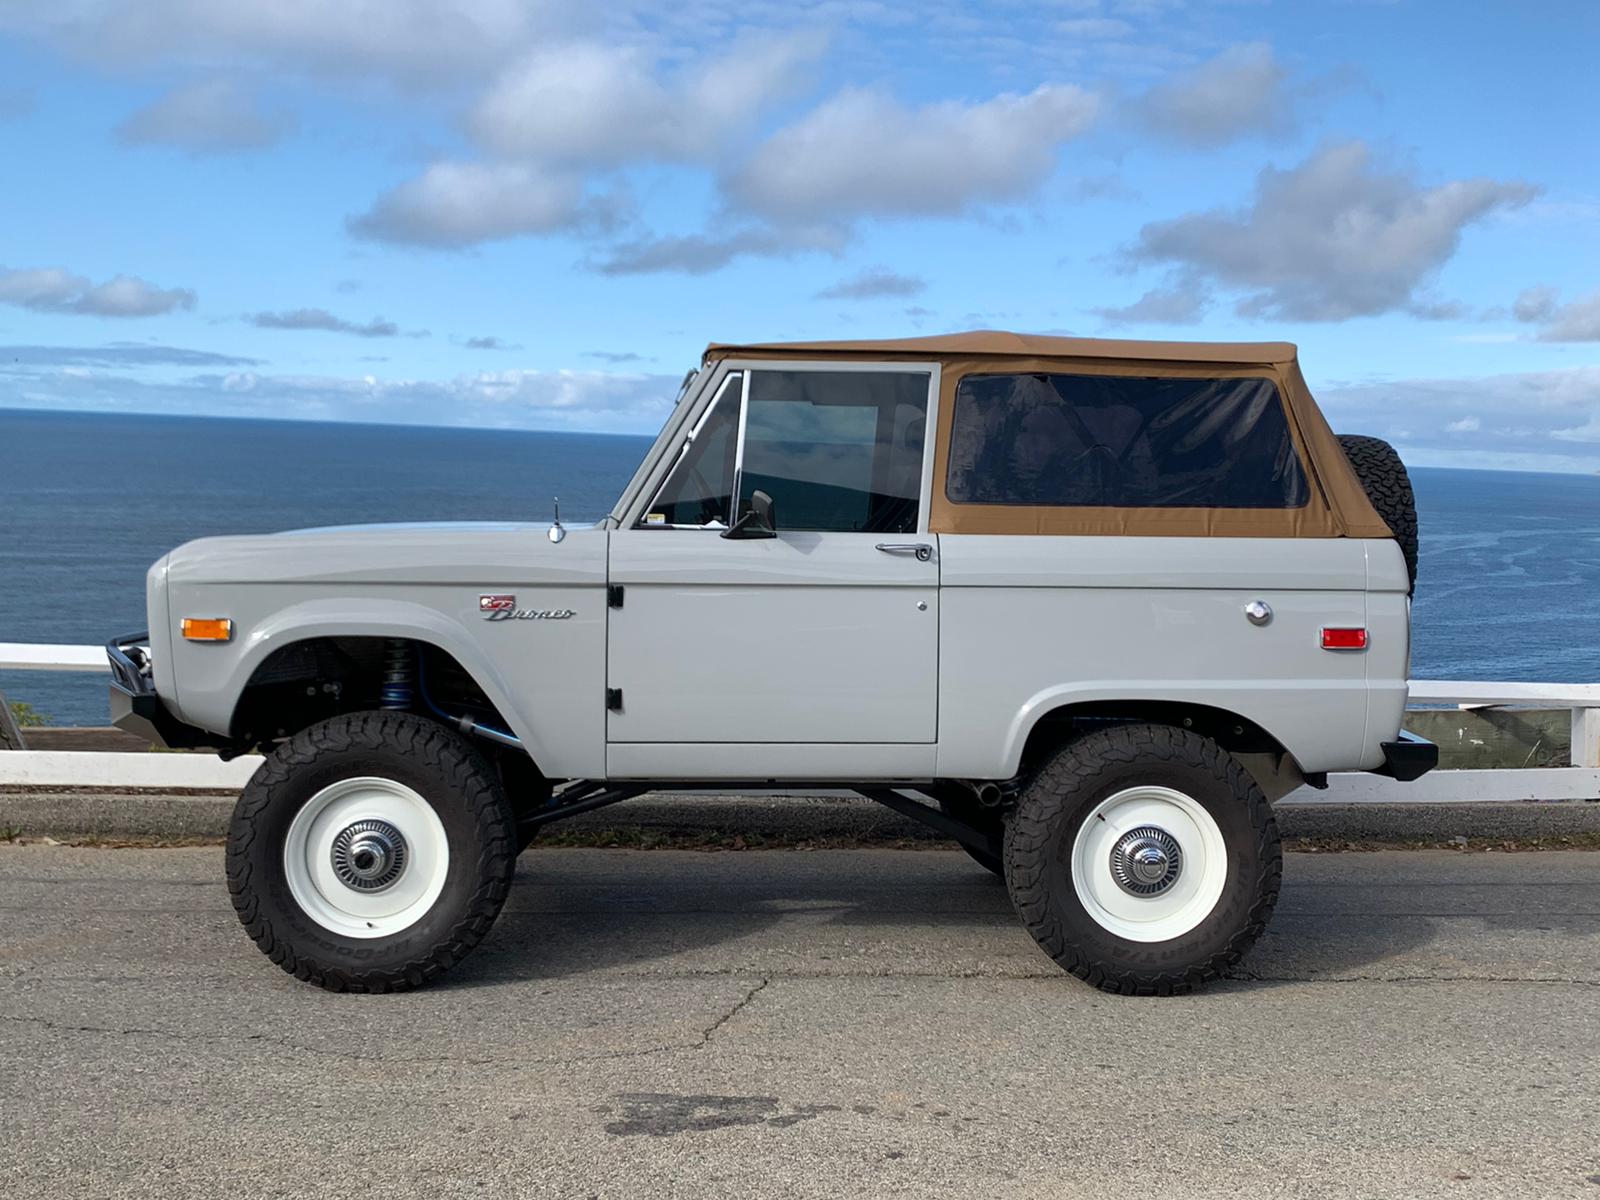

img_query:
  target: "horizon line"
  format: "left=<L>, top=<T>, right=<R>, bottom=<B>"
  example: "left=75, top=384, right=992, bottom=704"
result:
left=2, top=402, right=1597, bottom=479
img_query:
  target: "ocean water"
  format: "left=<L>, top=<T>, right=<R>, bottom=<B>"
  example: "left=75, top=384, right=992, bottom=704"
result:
left=3, top=408, right=1599, bottom=725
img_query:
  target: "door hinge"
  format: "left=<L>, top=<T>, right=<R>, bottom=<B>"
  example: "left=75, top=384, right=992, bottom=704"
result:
left=606, top=687, right=623, bottom=711
left=607, top=584, right=625, bottom=609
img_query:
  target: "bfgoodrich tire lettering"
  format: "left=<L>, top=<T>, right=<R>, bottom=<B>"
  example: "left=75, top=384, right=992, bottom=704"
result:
left=1004, top=724, right=1281, bottom=996
left=226, top=711, right=517, bottom=993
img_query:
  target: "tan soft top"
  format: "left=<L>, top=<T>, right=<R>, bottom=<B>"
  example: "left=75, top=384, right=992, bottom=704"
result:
left=705, top=330, right=1297, bottom=366
left=703, top=330, right=1389, bottom=540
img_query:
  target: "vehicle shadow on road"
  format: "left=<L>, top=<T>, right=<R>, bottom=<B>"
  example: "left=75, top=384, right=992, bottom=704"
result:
left=435, top=848, right=1461, bottom=992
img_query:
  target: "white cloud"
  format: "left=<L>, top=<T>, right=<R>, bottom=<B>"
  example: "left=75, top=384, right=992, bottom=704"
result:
left=117, top=79, right=293, bottom=152
left=1092, top=277, right=1210, bottom=324
left=248, top=309, right=410, bottom=338
left=470, top=32, right=825, bottom=167
left=1513, top=284, right=1558, bottom=323
left=1057, top=18, right=1135, bottom=38
left=593, top=224, right=848, bottom=275
left=726, top=83, right=1100, bottom=222
left=1512, top=287, right=1600, bottom=342
left=0, top=356, right=683, bottom=433
left=1319, top=366, right=1600, bottom=471
left=0, top=343, right=259, bottom=368
left=814, top=267, right=926, bottom=300
left=348, top=162, right=603, bottom=248
left=1127, top=141, right=1538, bottom=321
left=0, top=265, right=196, bottom=317
left=2, top=0, right=554, bottom=86
left=1136, top=42, right=1295, bottom=147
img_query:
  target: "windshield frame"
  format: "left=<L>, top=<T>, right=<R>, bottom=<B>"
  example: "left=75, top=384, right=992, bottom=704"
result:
left=610, top=361, right=743, bottom=527
left=605, top=365, right=717, bottom=526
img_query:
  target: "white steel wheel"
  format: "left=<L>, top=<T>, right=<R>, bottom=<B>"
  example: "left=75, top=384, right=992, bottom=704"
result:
left=1069, top=785, right=1228, bottom=943
left=283, top=776, right=450, bottom=939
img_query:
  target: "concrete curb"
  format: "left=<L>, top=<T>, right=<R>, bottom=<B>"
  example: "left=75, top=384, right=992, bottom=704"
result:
left=3, top=788, right=1598, bottom=844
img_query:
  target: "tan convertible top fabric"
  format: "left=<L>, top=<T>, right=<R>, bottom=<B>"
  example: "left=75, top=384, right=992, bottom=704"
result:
left=705, top=330, right=1296, bottom=366
left=704, top=331, right=1389, bottom=539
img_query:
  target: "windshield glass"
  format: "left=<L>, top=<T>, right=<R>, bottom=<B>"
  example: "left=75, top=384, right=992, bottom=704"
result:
left=639, top=372, right=742, bottom=527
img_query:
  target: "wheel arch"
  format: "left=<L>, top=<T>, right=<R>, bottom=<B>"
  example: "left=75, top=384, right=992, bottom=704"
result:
left=212, top=600, right=544, bottom=765
left=1002, top=692, right=1309, bottom=801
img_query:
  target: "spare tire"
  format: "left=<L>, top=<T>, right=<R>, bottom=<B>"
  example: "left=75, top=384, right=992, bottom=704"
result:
left=1338, top=434, right=1418, bottom=592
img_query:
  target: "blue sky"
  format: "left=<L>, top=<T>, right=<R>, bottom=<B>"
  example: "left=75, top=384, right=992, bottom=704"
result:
left=1, top=0, right=1597, bottom=470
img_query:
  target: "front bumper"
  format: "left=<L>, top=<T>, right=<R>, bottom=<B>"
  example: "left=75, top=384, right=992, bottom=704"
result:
left=1372, top=730, right=1439, bottom=782
left=106, top=632, right=219, bottom=750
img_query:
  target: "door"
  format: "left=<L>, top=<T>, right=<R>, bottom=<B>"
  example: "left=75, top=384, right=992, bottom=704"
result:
left=607, top=364, right=939, bottom=757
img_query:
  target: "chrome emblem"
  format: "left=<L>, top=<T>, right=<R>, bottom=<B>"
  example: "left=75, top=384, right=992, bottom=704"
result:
left=480, top=594, right=576, bottom=621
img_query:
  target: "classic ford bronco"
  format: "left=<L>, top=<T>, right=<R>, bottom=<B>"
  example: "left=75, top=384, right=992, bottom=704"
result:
left=108, top=332, right=1434, bottom=995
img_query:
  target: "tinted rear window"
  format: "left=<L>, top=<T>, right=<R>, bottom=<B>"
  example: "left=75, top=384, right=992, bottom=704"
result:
left=946, top=373, right=1309, bottom=509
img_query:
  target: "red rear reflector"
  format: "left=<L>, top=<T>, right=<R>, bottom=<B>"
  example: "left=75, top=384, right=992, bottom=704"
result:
left=1321, top=627, right=1368, bottom=651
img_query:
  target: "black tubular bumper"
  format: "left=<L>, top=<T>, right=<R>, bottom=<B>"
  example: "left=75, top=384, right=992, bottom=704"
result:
left=106, top=632, right=219, bottom=750
left=1372, top=730, right=1439, bottom=782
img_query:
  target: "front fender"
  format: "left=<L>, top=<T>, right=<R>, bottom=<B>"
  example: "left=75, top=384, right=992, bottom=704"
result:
left=170, top=597, right=588, bottom=778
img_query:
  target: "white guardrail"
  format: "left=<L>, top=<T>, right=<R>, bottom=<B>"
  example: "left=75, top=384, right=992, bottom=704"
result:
left=3, top=643, right=1599, bottom=803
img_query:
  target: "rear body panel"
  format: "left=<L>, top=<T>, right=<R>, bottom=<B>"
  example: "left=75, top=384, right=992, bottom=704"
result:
left=935, top=535, right=1398, bottom=777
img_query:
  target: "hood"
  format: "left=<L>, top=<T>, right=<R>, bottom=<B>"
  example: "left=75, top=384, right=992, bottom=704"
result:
left=164, top=521, right=607, bottom=589
left=276, top=520, right=539, bottom=536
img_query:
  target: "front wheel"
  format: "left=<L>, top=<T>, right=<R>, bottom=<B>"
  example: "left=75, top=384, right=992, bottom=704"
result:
left=1004, top=724, right=1280, bottom=995
left=226, top=711, right=518, bottom=992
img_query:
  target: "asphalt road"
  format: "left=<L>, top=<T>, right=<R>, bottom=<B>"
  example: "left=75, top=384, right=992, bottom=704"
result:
left=2, top=845, right=1598, bottom=1199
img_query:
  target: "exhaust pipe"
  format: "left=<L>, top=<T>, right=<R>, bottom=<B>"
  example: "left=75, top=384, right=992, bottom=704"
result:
left=970, top=781, right=1003, bottom=809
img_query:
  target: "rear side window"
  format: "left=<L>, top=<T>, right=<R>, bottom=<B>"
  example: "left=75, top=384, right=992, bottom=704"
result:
left=946, top=373, right=1309, bottom=509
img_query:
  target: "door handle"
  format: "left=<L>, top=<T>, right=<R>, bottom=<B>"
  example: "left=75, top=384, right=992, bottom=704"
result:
left=876, top=542, right=933, bottom=562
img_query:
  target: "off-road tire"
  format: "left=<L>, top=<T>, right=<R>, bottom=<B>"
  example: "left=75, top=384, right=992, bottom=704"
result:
left=936, top=792, right=1005, bottom=878
left=227, top=711, right=517, bottom=992
left=1004, top=724, right=1280, bottom=995
left=1338, top=433, right=1418, bottom=592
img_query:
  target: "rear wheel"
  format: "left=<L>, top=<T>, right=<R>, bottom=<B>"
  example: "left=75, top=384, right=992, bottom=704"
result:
left=1004, top=724, right=1280, bottom=995
left=227, top=711, right=517, bottom=992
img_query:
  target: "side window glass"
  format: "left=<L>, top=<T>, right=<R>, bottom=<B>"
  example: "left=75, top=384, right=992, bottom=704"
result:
left=737, top=370, right=929, bottom=534
left=640, top=372, right=741, bottom=527
left=946, top=373, right=1309, bottom=509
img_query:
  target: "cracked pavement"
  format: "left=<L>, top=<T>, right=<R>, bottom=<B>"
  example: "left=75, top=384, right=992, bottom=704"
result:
left=2, top=845, right=1598, bottom=1198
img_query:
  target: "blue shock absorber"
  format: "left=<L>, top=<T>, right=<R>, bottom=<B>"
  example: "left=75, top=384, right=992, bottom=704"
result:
left=379, top=640, right=414, bottom=710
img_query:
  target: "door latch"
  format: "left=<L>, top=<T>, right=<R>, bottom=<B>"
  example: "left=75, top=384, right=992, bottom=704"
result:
left=875, top=543, right=933, bottom=562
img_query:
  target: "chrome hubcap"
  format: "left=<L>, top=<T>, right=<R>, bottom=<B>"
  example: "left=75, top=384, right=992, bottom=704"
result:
left=330, top=819, right=407, bottom=892
left=1108, top=825, right=1182, bottom=897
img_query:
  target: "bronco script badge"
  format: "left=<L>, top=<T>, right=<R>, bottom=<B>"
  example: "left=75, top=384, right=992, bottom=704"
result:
left=479, top=595, right=575, bottom=621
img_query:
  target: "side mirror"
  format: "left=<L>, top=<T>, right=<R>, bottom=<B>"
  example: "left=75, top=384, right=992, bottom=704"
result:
left=721, top=489, right=777, bottom=540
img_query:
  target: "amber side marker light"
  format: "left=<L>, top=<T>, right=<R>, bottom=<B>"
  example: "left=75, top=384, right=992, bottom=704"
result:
left=181, top=617, right=233, bottom=642
left=1321, top=627, right=1368, bottom=651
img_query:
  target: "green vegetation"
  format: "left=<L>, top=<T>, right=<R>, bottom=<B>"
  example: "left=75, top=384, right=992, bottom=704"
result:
left=8, top=700, right=50, bottom=727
